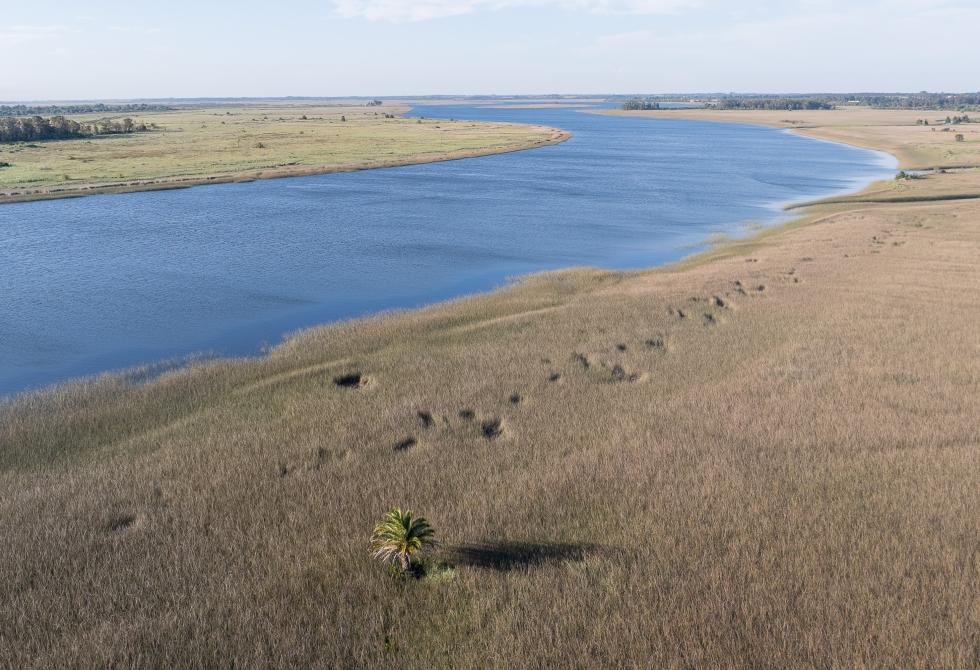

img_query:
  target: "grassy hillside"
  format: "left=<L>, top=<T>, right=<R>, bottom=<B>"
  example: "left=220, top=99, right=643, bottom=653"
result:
left=0, top=104, right=568, bottom=203
left=1, top=109, right=978, bottom=668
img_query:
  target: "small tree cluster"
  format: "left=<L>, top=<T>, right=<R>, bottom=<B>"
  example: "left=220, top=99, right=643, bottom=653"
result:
left=0, top=116, right=152, bottom=143
left=622, top=98, right=661, bottom=111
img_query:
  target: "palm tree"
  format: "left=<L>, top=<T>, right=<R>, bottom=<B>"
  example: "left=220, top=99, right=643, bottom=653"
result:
left=371, top=508, right=437, bottom=574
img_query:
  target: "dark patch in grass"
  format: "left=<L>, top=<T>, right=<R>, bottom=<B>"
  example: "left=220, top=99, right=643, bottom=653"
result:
left=106, top=513, right=138, bottom=532
left=609, top=365, right=640, bottom=384
left=509, top=393, right=522, bottom=405
left=548, top=372, right=562, bottom=383
left=459, top=409, right=475, bottom=421
left=645, top=337, right=666, bottom=351
left=481, top=418, right=504, bottom=440
left=572, top=353, right=590, bottom=369
left=886, top=372, right=920, bottom=385
left=417, top=411, right=434, bottom=429
left=333, top=372, right=366, bottom=389
left=448, top=541, right=597, bottom=572
left=616, top=343, right=628, bottom=352
left=394, top=437, right=416, bottom=452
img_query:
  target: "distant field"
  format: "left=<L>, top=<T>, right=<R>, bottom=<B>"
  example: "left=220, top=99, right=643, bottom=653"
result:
left=0, top=104, right=567, bottom=203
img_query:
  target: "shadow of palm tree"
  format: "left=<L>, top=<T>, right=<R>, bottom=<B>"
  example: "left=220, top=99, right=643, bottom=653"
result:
left=447, top=540, right=598, bottom=572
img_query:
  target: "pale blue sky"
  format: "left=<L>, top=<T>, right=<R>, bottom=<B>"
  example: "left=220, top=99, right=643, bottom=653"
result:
left=3, top=0, right=978, bottom=101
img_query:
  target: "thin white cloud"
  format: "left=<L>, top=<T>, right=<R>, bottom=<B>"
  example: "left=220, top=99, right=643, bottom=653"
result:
left=107, top=24, right=164, bottom=35
left=333, top=0, right=707, bottom=22
left=0, top=25, right=72, bottom=46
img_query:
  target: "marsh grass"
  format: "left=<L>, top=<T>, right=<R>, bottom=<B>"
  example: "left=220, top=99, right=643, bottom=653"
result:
left=1, top=111, right=979, bottom=668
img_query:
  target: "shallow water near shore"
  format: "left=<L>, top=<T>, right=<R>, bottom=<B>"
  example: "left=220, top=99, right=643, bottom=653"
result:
left=0, top=104, right=895, bottom=396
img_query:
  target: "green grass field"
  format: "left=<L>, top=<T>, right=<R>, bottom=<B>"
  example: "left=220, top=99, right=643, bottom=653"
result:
left=0, top=104, right=567, bottom=202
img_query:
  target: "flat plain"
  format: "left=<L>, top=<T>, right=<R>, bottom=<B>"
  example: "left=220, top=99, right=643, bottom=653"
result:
left=0, top=104, right=568, bottom=203
left=1, top=107, right=978, bottom=668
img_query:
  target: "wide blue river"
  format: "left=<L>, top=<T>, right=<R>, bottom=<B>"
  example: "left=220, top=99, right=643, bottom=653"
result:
left=0, top=104, right=895, bottom=396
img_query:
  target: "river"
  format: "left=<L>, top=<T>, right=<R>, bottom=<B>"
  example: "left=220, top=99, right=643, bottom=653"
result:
left=0, top=103, right=895, bottom=396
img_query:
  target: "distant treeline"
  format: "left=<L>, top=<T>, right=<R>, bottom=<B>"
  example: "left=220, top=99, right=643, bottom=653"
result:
left=847, top=93, right=980, bottom=109
left=0, top=116, right=154, bottom=143
left=637, top=92, right=980, bottom=111
left=622, top=98, right=661, bottom=111
left=708, top=98, right=833, bottom=111
left=0, top=103, right=171, bottom=118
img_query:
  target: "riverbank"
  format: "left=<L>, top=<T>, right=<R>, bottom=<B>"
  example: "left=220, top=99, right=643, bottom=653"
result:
left=0, top=104, right=569, bottom=204
left=1, top=112, right=977, bottom=668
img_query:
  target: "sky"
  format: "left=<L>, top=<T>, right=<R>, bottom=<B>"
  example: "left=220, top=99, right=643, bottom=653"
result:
left=2, top=0, right=978, bottom=101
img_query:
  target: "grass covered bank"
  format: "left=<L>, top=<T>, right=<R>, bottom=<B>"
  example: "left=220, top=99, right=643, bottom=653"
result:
left=1, top=111, right=979, bottom=668
left=0, top=104, right=568, bottom=204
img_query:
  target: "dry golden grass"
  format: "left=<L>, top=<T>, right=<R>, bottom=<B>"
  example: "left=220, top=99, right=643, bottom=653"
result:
left=0, top=104, right=568, bottom=204
left=1, top=111, right=979, bottom=668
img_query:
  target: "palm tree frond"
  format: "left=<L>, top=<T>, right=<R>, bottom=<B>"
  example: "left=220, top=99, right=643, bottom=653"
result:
left=369, top=508, right=438, bottom=572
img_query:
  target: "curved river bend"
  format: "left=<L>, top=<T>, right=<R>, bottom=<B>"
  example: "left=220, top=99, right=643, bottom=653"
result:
left=0, top=104, right=895, bottom=396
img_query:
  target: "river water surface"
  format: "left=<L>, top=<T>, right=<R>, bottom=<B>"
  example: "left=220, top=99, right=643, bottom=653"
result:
left=0, top=104, right=895, bottom=396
